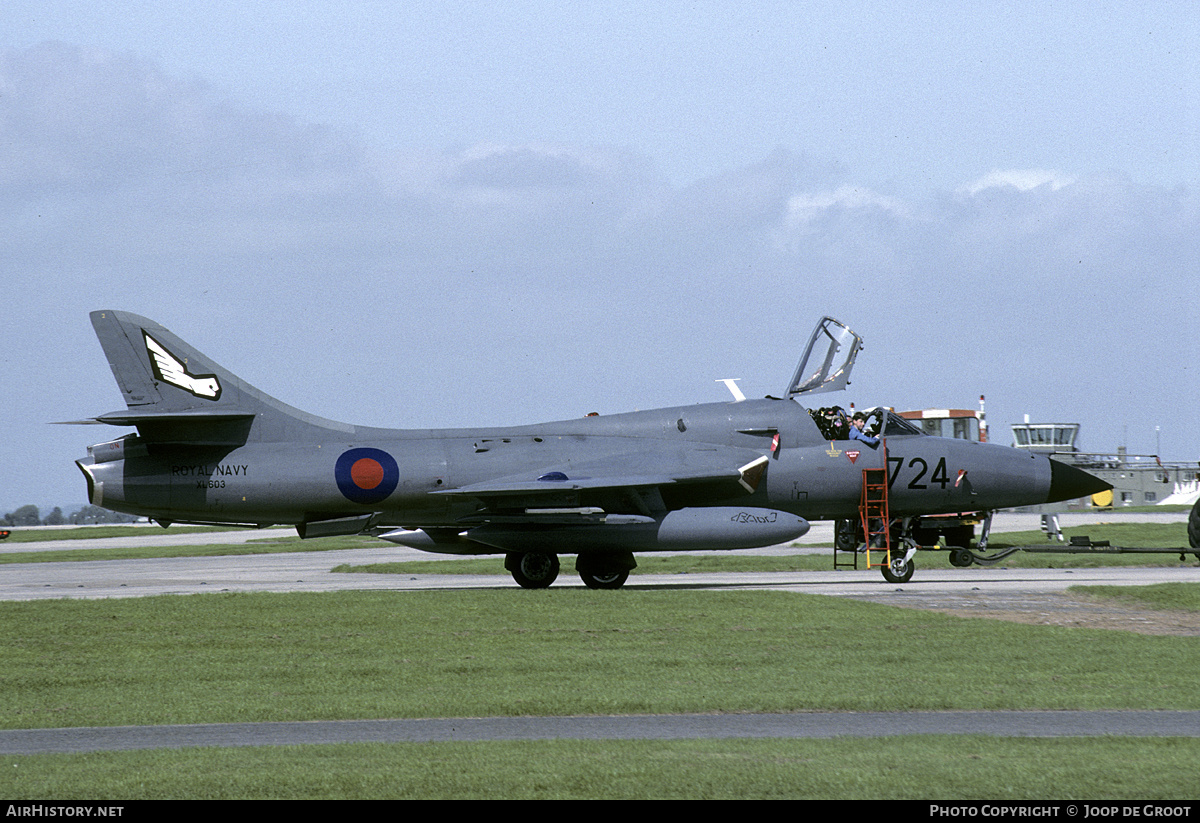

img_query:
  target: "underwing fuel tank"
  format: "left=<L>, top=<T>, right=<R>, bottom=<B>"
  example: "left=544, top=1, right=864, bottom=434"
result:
left=380, top=507, right=810, bottom=554
left=653, top=508, right=810, bottom=549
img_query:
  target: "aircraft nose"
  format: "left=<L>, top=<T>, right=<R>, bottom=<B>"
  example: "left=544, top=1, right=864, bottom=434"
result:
left=1046, top=458, right=1111, bottom=503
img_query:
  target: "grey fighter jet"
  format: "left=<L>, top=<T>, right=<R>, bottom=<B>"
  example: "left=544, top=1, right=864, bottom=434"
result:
left=75, top=311, right=1109, bottom=588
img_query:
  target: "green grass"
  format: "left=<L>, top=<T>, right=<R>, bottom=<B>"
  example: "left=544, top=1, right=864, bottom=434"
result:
left=986, top=522, right=1195, bottom=550
left=1071, top=582, right=1200, bottom=612
left=0, top=532, right=383, bottom=564
left=948, top=523, right=1198, bottom=570
left=4, top=587, right=1200, bottom=799
left=0, top=525, right=239, bottom=542
left=4, top=737, right=1199, bottom=799
left=332, top=552, right=841, bottom=576
left=4, top=588, right=1199, bottom=732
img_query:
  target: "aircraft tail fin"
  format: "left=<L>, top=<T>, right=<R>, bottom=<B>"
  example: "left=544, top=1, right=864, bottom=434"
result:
left=89, top=310, right=350, bottom=444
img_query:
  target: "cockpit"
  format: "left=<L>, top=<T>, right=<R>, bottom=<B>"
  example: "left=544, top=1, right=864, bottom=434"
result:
left=808, top=406, right=923, bottom=441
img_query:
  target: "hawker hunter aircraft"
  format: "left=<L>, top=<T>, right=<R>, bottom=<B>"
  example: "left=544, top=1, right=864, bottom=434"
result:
left=75, top=311, right=1109, bottom=588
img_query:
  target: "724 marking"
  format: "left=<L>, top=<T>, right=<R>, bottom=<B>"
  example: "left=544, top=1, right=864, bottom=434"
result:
left=887, top=456, right=950, bottom=490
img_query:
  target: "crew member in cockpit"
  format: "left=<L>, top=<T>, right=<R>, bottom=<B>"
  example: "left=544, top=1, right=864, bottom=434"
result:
left=848, top=412, right=880, bottom=447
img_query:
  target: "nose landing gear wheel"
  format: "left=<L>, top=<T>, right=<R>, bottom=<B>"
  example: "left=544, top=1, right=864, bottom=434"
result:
left=881, top=556, right=914, bottom=584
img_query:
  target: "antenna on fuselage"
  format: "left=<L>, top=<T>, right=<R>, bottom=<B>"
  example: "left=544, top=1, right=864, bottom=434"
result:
left=717, top=379, right=746, bottom=402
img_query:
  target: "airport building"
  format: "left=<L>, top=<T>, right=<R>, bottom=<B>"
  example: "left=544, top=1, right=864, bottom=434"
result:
left=1009, top=419, right=1200, bottom=509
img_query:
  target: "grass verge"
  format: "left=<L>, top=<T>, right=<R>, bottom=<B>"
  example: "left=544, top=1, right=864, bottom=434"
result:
left=4, top=588, right=1200, bottom=731
left=0, top=533, right=382, bottom=564
left=1070, top=582, right=1200, bottom=612
left=4, top=737, right=1199, bottom=799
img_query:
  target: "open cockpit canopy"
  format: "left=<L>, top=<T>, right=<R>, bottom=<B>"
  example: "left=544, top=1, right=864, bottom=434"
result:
left=785, top=317, right=863, bottom=400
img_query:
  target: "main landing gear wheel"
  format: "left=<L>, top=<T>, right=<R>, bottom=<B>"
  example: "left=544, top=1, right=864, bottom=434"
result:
left=881, top=555, right=914, bottom=584
left=576, top=552, right=635, bottom=589
left=579, top=568, right=629, bottom=589
left=506, top=551, right=560, bottom=589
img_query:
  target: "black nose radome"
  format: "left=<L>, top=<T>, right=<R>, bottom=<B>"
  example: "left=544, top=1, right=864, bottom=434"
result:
left=1047, top=459, right=1111, bottom=504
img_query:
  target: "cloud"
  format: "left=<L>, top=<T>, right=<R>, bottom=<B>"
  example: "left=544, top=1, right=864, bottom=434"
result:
left=959, top=168, right=1077, bottom=196
left=783, top=185, right=911, bottom=227
left=0, top=43, right=359, bottom=194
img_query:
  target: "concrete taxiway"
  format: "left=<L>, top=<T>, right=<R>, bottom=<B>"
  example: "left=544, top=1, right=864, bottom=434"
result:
left=5, top=711, right=1200, bottom=755
left=5, top=552, right=1200, bottom=602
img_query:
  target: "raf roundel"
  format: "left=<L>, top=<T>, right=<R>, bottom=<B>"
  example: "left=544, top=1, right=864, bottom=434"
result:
left=335, top=448, right=400, bottom=505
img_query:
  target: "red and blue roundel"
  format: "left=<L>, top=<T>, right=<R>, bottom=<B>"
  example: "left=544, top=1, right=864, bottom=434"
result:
left=335, top=448, right=399, bottom=505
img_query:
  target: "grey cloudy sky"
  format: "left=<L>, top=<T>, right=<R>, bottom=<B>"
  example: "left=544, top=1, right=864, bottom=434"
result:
left=2, top=2, right=1198, bottom=513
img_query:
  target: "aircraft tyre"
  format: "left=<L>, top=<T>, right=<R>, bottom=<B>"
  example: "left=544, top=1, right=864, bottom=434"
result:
left=579, top=568, right=629, bottom=589
left=881, top=556, right=914, bottom=584
left=576, top=552, right=635, bottom=589
left=506, top=551, right=560, bottom=589
left=834, top=519, right=860, bottom=551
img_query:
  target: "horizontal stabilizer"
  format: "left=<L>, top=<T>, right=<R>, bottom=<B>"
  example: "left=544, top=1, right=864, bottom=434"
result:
left=90, top=407, right=255, bottom=446
left=93, top=409, right=256, bottom=426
